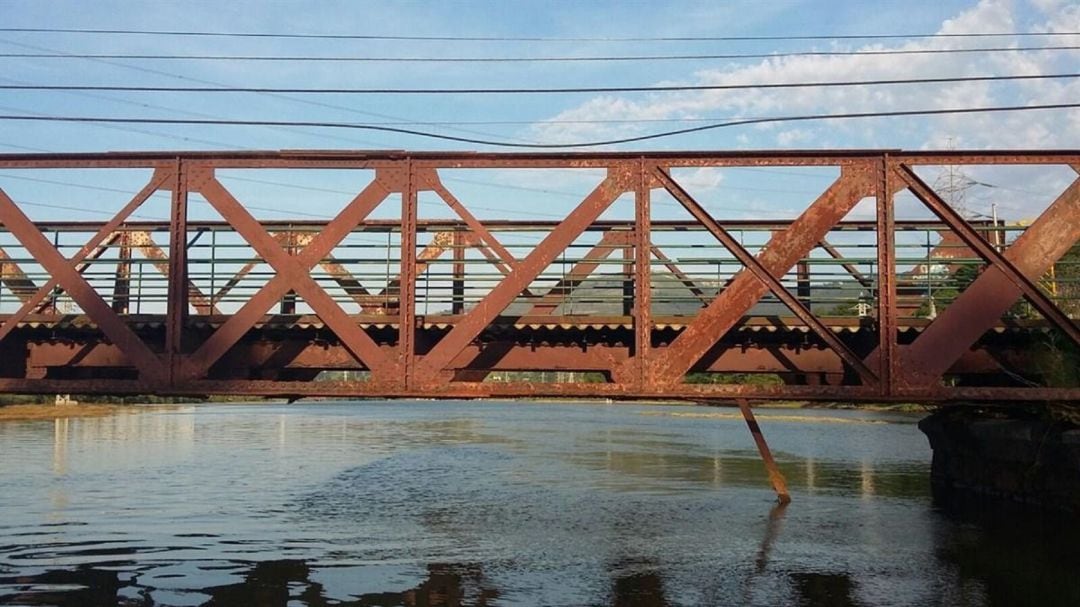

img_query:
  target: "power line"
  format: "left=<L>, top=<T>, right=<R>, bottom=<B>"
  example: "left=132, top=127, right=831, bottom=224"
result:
left=5, top=72, right=1074, bottom=95
left=3, top=45, right=1077, bottom=63
left=0, top=38, right=536, bottom=146
left=1, top=27, right=1077, bottom=42
left=0, top=103, right=1075, bottom=148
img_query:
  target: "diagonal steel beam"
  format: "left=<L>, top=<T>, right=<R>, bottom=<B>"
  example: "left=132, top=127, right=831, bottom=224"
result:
left=31, top=231, right=127, bottom=314
left=897, top=170, right=1080, bottom=382
left=0, top=188, right=167, bottom=383
left=737, top=399, right=791, bottom=504
left=527, top=230, right=630, bottom=314
left=656, top=169, right=878, bottom=385
left=422, top=171, right=536, bottom=296
left=0, top=245, right=38, bottom=302
left=185, top=177, right=393, bottom=379
left=127, top=230, right=219, bottom=315
left=423, top=171, right=519, bottom=275
left=818, top=239, right=872, bottom=288
left=650, top=167, right=873, bottom=384
left=650, top=244, right=711, bottom=305
left=276, top=231, right=378, bottom=309
left=899, top=165, right=1080, bottom=346
left=380, top=230, right=455, bottom=308
left=0, top=171, right=169, bottom=346
left=208, top=250, right=261, bottom=306
left=413, top=174, right=627, bottom=381
left=294, top=230, right=458, bottom=312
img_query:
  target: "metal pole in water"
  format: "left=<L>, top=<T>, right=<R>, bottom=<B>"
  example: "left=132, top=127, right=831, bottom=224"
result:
left=737, top=399, right=792, bottom=504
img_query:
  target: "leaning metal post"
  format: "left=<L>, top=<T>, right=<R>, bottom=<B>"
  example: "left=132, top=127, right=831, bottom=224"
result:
left=736, top=398, right=792, bottom=504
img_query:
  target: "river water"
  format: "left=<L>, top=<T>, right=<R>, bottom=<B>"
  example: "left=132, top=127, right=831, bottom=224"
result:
left=0, top=401, right=1076, bottom=606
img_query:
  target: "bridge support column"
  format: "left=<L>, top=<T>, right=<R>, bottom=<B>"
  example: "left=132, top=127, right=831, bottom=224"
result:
left=737, top=399, right=791, bottom=504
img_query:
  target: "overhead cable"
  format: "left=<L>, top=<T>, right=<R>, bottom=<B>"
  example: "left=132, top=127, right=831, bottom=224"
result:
left=0, top=103, right=1075, bottom=148
left=1, top=26, right=1077, bottom=43
left=2, top=45, right=1078, bottom=63
left=3, top=72, right=1075, bottom=95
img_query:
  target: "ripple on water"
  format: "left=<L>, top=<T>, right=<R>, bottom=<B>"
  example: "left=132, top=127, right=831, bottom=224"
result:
left=0, top=402, right=1078, bottom=606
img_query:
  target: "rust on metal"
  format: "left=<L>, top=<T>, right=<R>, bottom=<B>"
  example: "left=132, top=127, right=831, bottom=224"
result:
left=736, top=399, right=792, bottom=504
left=0, top=149, right=1075, bottom=403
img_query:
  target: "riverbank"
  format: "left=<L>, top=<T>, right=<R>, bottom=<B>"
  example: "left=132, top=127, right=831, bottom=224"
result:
left=919, top=408, right=1080, bottom=513
left=0, top=403, right=155, bottom=422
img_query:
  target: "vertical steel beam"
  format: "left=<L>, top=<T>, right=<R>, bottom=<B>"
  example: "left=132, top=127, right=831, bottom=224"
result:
left=400, top=159, right=419, bottom=389
left=634, top=159, right=652, bottom=388
left=280, top=231, right=298, bottom=315
left=452, top=230, right=466, bottom=315
left=622, top=241, right=634, bottom=317
left=737, top=399, right=791, bottom=504
left=875, top=154, right=897, bottom=397
left=111, top=232, right=131, bottom=314
left=165, top=159, right=189, bottom=386
left=796, top=260, right=811, bottom=307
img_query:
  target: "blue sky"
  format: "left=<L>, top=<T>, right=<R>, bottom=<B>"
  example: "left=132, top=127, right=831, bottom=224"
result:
left=0, top=0, right=1077, bottom=225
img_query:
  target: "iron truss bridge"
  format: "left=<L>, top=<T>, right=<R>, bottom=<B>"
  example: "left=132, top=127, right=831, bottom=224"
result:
left=0, top=149, right=1077, bottom=403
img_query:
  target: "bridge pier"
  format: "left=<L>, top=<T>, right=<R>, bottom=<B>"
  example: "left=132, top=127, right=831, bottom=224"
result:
left=919, top=408, right=1080, bottom=513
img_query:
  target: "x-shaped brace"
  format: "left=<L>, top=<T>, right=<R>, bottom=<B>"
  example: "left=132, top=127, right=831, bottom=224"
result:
left=648, top=164, right=875, bottom=384
left=895, top=165, right=1080, bottom=383
left=0, top=184, right=168, bottom=383
left=652, top=168, right=878, bottom=385
left=183, top=175, right=394, bottom=380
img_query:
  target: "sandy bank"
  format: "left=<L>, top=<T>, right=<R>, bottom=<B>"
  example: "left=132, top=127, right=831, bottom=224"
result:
left=0, top=403, right=155, bottom=422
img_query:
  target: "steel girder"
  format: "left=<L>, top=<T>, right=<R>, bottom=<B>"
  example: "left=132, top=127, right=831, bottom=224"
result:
left=0, top=150, right=1077, bottom=403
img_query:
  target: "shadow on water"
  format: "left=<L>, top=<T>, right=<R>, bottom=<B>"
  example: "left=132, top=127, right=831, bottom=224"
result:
left=930, top=498, right=1080, bottom=606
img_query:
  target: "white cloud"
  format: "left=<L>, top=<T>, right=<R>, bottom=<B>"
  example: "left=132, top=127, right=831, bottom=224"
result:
left=677, top=167, right=725, bottom=192
left=777, top=129, right=812, bottom=146
left=526, top=0, right=1080, bottom=151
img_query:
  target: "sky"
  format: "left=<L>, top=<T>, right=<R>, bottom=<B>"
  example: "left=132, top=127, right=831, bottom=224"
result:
left=0, top=0, right=1077, bottom=224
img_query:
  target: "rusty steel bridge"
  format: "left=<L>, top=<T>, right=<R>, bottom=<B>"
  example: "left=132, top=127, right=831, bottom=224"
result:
left=0, top=149, right=1078, bottom=404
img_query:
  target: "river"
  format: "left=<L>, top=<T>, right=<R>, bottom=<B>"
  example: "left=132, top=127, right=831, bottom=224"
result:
left=0, top=401, right=1077, bottom=606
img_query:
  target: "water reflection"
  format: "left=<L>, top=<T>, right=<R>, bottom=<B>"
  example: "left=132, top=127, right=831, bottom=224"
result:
left=0, top=559, right=691, bottom=606
left=789, top=573, right=863, bottom=607
left=932, top=500, right=1080, bottom=606
left=564, top=443, right=929, bottom=499
left=203, top=560, right=501, bottom=607
left=0, top=560, right=503, bottom=606
left=1, top=402, right=1078, bottom=606
left=609, top=563, right=668, bottom=607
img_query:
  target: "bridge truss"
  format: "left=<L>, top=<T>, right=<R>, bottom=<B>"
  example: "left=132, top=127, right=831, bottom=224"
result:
left=0, top=150, right=1077, bottom=404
